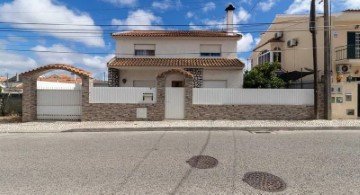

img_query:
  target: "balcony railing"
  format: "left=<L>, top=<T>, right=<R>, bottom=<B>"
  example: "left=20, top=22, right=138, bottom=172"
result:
left=335, top=45, right=360, bottom=61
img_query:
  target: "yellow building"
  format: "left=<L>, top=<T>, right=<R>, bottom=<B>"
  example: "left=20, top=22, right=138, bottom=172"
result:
left=250, top=10, right=360, bottom=119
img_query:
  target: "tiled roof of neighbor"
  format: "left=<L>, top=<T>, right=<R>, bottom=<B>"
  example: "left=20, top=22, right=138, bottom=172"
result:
left=0, top=77, right=7, bottom=82
left=108, top=58, right=244, bottom=68
left=112, top=30, right=242, bottom=38
left=344, top=9, right=360, bottom=12
left=20, top=64, right=92, bottom=78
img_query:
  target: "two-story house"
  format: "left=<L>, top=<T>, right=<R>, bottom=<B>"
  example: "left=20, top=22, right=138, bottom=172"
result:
left=250, top=10, right=360, bottom=119
left=107, top=4, right=244, bottom=89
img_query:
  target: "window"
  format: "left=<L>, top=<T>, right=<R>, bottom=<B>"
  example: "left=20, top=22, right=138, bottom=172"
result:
left=200, top=44, right=221, bottom=57
left=134, top=44, right=155, bottom=56
left=171, top=81, right=184, bottom=87
left=346, top=93, right=352, bottom=101
left=273, top=47, right=282, bottom=63
left=347, top=109, right=355, bottom=115
left=258, top=50, right=271, bottom=64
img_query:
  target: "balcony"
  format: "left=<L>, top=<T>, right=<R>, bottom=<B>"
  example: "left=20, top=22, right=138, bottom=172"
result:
left=335, top=45, right=360, bottom=64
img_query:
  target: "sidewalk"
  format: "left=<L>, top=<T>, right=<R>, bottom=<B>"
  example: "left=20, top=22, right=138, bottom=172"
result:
left=1, top=120, right=360, bottom=133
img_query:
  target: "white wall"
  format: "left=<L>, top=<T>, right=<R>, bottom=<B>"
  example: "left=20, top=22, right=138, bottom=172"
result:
left=203, top=69, right=243, bottom=88
left=119, top=68, right=243, bottom=88
left=115, top=37, right=238, bottom=58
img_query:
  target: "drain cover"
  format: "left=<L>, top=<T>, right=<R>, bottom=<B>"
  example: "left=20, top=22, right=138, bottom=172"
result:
left=242, top=172, right=286, bottom=192
left=186, top=155, right=218, bottom=169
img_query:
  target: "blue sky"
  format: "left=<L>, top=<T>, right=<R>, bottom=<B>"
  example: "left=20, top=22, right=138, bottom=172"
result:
left=0, top=0, right=359, bottom=79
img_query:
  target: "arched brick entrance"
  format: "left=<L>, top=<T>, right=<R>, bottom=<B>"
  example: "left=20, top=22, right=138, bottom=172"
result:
left=156, top=69, right=193, bottom=119
left=20, top=64, right=93, bottom=122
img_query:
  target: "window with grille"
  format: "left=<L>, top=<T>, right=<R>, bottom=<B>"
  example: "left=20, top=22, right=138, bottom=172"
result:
left=134, top=44, right=155, bottom=56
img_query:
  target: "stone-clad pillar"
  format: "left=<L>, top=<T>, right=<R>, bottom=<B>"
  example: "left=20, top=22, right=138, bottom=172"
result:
left=81, top=76, right=92, bottom=121
left=22, top=76, right=37, bottom=122
left=184, top=77, right=194, bottom=120
left=108, top=68, right=120, bottom=87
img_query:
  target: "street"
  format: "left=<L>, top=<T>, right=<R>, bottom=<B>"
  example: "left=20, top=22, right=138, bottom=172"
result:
left=0, top=130, right=360, bottom=194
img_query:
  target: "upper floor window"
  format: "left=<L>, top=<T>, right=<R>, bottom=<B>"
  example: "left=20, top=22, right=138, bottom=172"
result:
left=134, top=44, right=155, bottom=56
left=273, top=47, right=282, bottom=63
left=200, top=44, right=221, bottom=57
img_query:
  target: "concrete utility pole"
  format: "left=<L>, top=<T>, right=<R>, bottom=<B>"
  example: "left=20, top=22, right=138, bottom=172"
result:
left=310, top=0, right=318, bottom=119
left=324, top=0, right=332, bottom=120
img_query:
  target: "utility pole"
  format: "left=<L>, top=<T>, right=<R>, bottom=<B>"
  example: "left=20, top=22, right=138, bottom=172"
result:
left=324, top=0, right=332, bottom=120
left=310, top=0, right=318, bottom=119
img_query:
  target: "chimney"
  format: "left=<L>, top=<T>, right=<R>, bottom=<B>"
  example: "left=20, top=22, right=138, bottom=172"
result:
left=225, top=4, right=235, bottom=34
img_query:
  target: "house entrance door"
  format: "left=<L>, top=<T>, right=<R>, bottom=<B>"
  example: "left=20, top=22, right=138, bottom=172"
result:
left=165, top=87, right=185, bottom=119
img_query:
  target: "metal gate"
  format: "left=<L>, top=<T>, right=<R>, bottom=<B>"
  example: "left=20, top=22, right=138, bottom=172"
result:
left=165, top=87, right=185, bottom=119
left=37, top=89, right=82, bottom=120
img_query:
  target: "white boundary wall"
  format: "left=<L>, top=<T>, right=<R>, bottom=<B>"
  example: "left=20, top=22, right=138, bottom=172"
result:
left=193, top=88, right=314, bottom=105
left=37, top=81, right=81, bottom=90
left=90, top=87, right=157, bottom=104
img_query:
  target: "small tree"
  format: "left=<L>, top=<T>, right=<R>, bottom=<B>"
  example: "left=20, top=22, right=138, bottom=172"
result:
left=243, top=62, right=285, bottom=88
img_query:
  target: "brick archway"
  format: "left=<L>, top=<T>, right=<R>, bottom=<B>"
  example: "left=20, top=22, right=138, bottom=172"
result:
left=20, top=64, right=93, bottom=122
left=156, top=69, right=194, bottom=119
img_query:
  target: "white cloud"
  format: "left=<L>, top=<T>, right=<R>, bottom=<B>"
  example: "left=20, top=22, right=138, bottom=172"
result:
left=202, top=2, right=216, bottom=12
left=343, top=0, right=360, bottom=8
left=0, top=50, right=37, bottom=76
left=102, top=0, right=137, bottom=7
left=234, top=7, right=251, bottom=23
left=258, top=0, right=276, bottom=12
left=237, top=33, right=254, bottom=53
left=239, top=57, right=251, bottom=71
left=111, top=9, right=163, bottom=30
left=32, top=44, right=114, bottom=73
left=152, top=0, right=181, bottom=10
left=186, top=11, right=194, bottom=18
left=285, top=0, right=323, bottom=14
left=0, top=0, right=105, bottom=48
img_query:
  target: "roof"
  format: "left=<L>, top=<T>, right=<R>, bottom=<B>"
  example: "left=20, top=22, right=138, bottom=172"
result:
left=20, top=64, right=92, bottom=78
left=253, top=37, right=284, bottom=51
left=343, top=9, right=360, bottom=12
left=0, top=77, right=7, bottom=82
left=112, top=30, right=242, bottom=38
left=108, top=58, right=244, bottom=68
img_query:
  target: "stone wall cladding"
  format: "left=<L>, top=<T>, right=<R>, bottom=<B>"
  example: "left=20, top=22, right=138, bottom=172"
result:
left=186, top=105, right=314, bottom=120
left=108, top=68, right=120, bottom=87
left=22, top=77, right=37, bottom=122
left=82, top=104, right=163, bottom=121
left=184, top=68, right=203, bottom=88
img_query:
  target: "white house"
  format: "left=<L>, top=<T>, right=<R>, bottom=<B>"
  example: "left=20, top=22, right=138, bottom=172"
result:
left=107, top=4, right=244, bottom=88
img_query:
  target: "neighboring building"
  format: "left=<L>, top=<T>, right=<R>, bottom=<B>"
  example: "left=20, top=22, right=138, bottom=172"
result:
left=107, top=4, right=244, bottom=89
left=250, top=10, right=360, bottom=119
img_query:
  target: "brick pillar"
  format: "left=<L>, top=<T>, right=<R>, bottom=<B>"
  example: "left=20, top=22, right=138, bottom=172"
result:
left=108, top=68, right=120, bottom=87
left=184, top=77, right=194, bottom=120
left=22, top=76, right=37, bottom=122
left=156, top=76, right=166, bottom=120
left=81, top=76, right=92, bottom=121
left=184, top=68, right=203, bottom=88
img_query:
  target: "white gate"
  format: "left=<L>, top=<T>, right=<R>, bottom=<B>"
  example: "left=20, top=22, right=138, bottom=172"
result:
left=165, top=88, right=185, bottom=119
left=37, top=89, right=82, bottom=120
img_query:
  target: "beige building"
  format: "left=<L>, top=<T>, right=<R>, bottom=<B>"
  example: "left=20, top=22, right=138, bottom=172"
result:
left=250, top=10, right=360, bottom=119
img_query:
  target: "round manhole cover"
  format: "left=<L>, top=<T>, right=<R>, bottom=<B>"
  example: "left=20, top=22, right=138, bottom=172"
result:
left=186, top=155, right=218, bottom=169
left=242, top=172, right=286, bottom=192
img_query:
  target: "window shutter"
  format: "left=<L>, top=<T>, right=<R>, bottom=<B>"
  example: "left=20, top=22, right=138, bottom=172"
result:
left=347, top=32, right=355, bottom=59
left=200, top=45, right=221, bottom=53
left=134, top=44, right=155, bottom=50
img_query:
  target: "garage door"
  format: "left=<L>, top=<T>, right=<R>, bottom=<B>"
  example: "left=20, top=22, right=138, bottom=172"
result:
left=203, top=80, right=227, bottom=88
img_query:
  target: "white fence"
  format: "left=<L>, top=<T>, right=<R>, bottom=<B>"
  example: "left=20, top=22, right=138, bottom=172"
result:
left=37, top=89, right=82, bottom=120
left=90, top=87, right=157, bottom=103
left=193, top=88, right=314, bottom=105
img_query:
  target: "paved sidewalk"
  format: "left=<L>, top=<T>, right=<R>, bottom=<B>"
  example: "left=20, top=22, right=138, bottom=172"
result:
left=1, top=120, right=360, bottom=133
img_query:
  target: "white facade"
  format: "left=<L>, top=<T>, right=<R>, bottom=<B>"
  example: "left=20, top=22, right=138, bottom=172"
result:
left=115, top=37, right=238, bottom=58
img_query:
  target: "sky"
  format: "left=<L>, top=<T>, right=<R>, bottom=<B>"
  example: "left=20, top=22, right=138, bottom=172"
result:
left=0, top=0, right=359, bottom=79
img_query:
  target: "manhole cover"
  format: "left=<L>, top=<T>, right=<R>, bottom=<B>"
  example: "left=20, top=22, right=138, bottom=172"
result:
left=186, top=155, right=218, bottom=169
left=242, top=172, right=286, bottom=192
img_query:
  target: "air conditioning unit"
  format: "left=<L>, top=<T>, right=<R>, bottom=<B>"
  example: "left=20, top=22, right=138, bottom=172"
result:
left=274, top=32, right=283, bottom=39
left=287, top=39, right=298, bottom=47
left=336, top=64, right=351, bottom=73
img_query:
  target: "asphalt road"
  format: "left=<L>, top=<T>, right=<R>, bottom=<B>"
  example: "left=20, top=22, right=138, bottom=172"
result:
left=0, top=130, right=359, bottom=194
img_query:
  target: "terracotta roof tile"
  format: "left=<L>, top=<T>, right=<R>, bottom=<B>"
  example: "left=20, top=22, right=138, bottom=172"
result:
left=112, top=30, right=242, bottom=38
left=157, top=69, right=194, bottom=78
left=344, top=9, right=360, bottom=12
left=108, top=58, right=244, bottom=68
left=20, top=64, right=92, bottom=78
